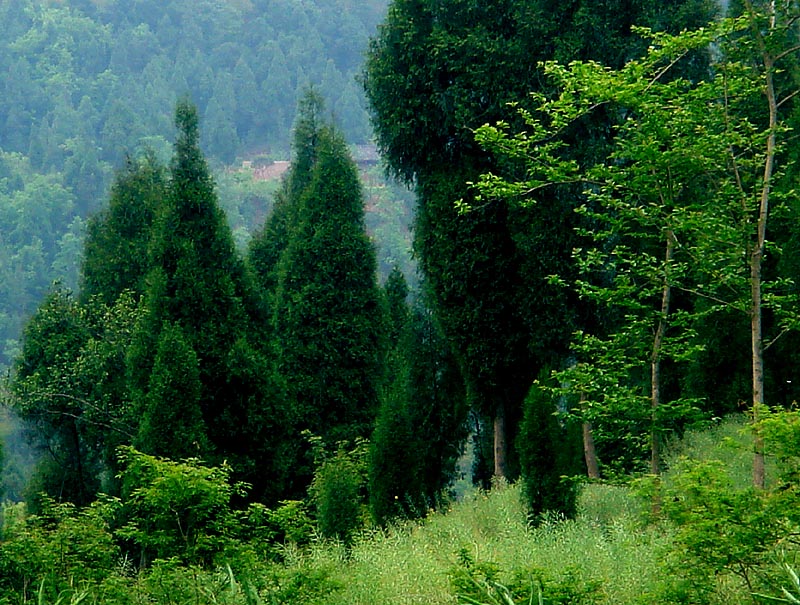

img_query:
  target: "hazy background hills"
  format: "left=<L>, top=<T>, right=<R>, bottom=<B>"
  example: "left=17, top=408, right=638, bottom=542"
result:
left=0, top=0, right=414, bottom=371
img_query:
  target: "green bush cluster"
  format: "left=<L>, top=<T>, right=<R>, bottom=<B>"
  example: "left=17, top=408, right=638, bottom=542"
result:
left=0, top=447, right=332, bottom=605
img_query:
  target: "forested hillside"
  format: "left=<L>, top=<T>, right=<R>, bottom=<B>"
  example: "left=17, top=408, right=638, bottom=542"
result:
left=0, top=0, right=411, bottom=372
left=5, top=0, right=800, bottom=604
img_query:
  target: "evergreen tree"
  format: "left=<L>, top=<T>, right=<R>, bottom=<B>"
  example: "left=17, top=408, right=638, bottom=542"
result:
left=272, top=121, right=383, bottom=492
left=128, top=99, right=269, bottom=485
left=135, top=321, right=208, bottom=460
left=370, top=268, right=416, bottom=523
left=364, top=0, right=718, bottom=481
left=80, top=152, right=166, bottom=305
left=370, top=275, right=468, bottom=524
left=247, top=91, right=326, bottom=323
left=516, top=374, right=583, bottom=520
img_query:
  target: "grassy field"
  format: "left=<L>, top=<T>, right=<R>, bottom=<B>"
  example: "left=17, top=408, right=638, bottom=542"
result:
left=301, top=482, right=670, bottom=604
left=268, top=416, right=766, bottom=605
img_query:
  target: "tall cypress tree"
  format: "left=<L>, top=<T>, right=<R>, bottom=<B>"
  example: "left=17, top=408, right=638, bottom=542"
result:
left=127, top=100, right=269, bottom=481
left=247, top=91, right=326, bottom=327
left=516, top=372, right=583, bottom=520
left=135, top=321, right=208, bottom=461
left=80, top=152, right=166, bottom=306
left=370, top=273, right=468, bottom=524
left=271, top=121, right=383, bottom=494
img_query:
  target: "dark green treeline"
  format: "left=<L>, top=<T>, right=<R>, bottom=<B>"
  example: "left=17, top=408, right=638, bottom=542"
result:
left=362, top=0, right=757, bottom=515
left=7, top=95, right=464, bottom=523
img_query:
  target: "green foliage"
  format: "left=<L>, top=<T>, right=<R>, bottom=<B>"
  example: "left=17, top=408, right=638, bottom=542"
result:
left=271, top=106, right=383, bottom=493
left=240, top=500, right=314, bottom=555
left=80, top=152, right=166, bottom=305
left=755, top=565, right=800, bottom=603
left=647, top=410, right=800, bottom=602
left=129, top=99, right=272, bottom=493
left=309, top=439, right=369, bottom=545
left=450, top=548, right=603, bottom=605
left=246, top=90, right=327, bottom=330
left=0, top=151, right=81, bottom=370
left=369, top=282, right=469, bottom=524
left=9, top=286, right=99, bottom=505
left=0, top=496, right=120, bottom=601
left=116, top=446, right=247, bottom=567
left=134, top=322, right=208, bottom=460
left=0, top=0, right=388, bottom=378
left=365, top=0, right=716, bottom=481
left=470, top=10, right=800, bottom=479
left=516, top=376, right=582, bottom=519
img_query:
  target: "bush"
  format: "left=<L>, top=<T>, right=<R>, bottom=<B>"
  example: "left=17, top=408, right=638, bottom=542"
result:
left=0, top=496, right=120, bottom=601
left=309, top=440, right=368, bottom=545
left=116, top=447, right=247, bottom=566
left=653, top=410, right=800, bottom=603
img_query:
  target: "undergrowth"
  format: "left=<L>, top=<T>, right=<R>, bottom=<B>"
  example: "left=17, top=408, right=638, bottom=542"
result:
left=3, top=414, right=795, bottom=604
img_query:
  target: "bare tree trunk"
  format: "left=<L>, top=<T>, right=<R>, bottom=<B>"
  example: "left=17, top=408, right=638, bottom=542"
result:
left=651, top=230, right=675, bottom=477
left=493, top=402, right=507, bottom=480
left=581, top=393, right=600, bottom=479
left=743, top=0, right=778, bottom=490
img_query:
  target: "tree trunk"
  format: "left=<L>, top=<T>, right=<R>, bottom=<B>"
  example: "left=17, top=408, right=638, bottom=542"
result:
left=493, top=403, right=507, bottom=480
left=743, top=0, right=777, bottom=489
left=651, top=230, right=675, bottom=477
left=581, top=393, right=600, bottom=479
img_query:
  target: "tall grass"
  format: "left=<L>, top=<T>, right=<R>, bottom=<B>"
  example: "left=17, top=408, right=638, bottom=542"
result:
left=662, top=415, right=758, bottom=489
left=278, top=417, right=759, bottom=604
left=282, top=482, right=673, bottom=604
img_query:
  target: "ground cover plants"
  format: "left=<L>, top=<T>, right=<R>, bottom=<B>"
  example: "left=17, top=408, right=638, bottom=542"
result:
left=7, top=414, right=797, bottom=605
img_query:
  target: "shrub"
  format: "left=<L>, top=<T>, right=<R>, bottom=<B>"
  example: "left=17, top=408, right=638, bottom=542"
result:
left=309, top=439, right=368, bottom=545
left=0, top=496, right=120, bottom=601
left=116, top=446, right=247, bottom=566
left=449, top=548, right=603, bottom=605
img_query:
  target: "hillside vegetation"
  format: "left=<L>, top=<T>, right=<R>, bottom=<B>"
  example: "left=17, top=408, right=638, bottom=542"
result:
left=0, top=0, right=401, bottom=371
left=2, top=416, right=800, bottom=604
left=4, top=1, right=800, bottom=603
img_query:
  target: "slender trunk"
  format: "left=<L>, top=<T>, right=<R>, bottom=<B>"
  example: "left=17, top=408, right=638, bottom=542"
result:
left=581, top=393, right=600, bottom=479
left=651, top=230, right=675, bottom=477
left=741, top=0, right=777, bottom=489
left=493, top=402, right=507, bottom=480
left=70, top=419, right=85, bottom=502
left=752, top=3, right=777, bottom=489
left=752, top=269, right=766, bottom=489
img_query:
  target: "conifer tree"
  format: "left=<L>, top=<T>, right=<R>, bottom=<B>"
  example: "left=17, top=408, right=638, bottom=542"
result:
left=127, top=100, right=269, bottom=483
left=80, top=152, right=166, bottom=305
left=135, top=321, right=208, bottom=460
left=271, top=120, right=383, bottom=490
left=516, top=373, right=583, bottom=520
left=247, top=90, right=326, bottom=313
left=370, top=275, right=468, bottom=524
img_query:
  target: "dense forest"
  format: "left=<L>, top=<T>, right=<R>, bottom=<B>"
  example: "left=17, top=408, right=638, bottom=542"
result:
left=0, top=0, right=408, bottom=373
left=4, top=0, right=800, bottom=604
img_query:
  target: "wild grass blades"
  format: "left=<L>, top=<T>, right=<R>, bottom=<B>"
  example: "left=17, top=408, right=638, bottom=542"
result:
left=299, top=482, right=669, bottom=604
left=36, top=579, right=88, bottom=605
left=662, top=415, right=761, bottom=490
left=750, top=565, right=800, bottom=603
